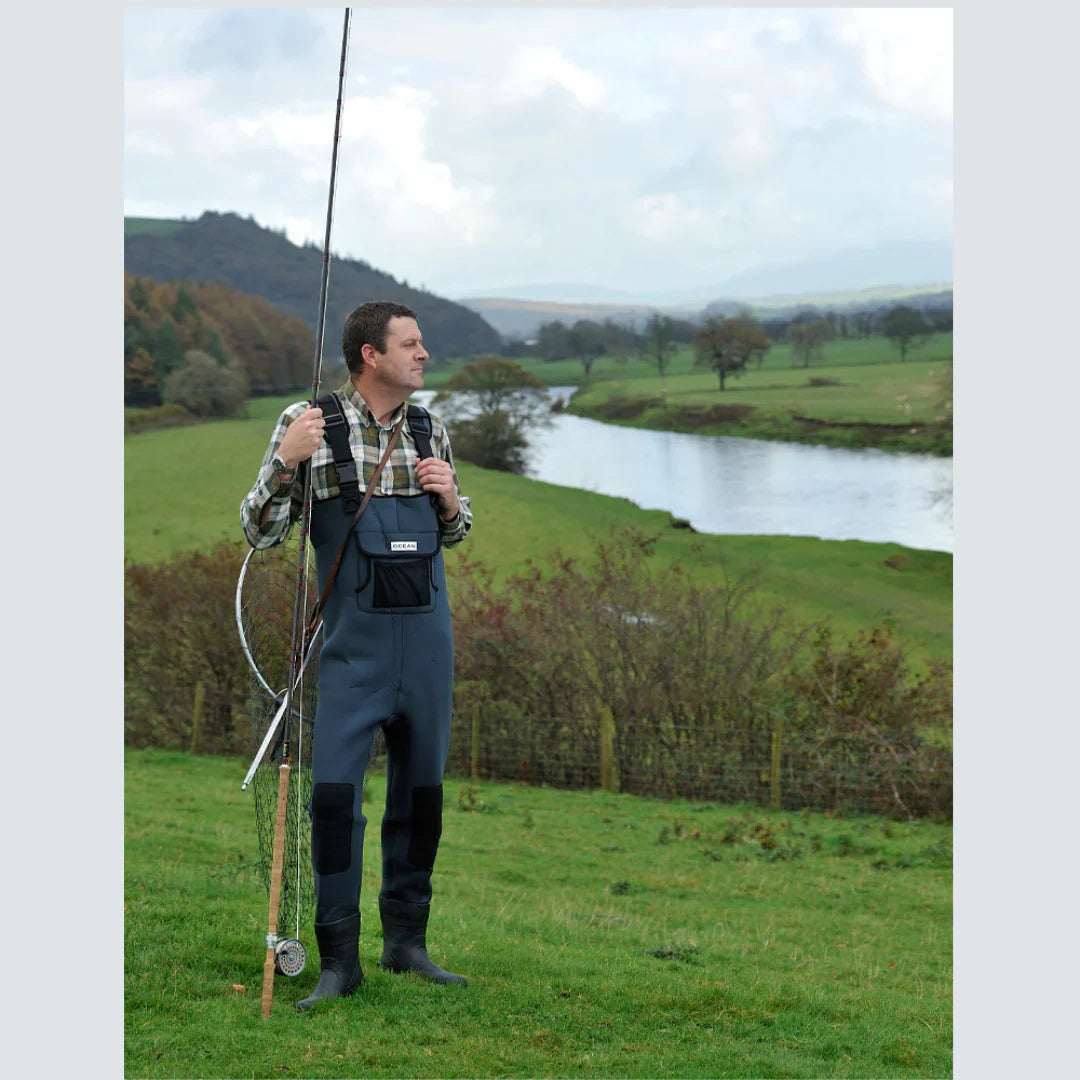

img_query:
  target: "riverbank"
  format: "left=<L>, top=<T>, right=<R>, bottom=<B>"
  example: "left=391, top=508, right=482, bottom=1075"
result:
left=424, top=336, right=953, bottom=456
left=564, top=356, right=952, bottom=456
left=125, top=408, right=952, bottom=665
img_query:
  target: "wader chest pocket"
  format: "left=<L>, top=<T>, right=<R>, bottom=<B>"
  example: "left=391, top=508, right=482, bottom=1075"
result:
left=353, top=530, right=440, bottom=612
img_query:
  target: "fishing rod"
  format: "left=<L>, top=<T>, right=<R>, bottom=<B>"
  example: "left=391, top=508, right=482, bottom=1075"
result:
left=254, top=6, right=352, bottom=1020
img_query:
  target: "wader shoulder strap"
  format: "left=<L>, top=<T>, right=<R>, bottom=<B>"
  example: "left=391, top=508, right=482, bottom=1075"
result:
left=406, top=403, right=435, bottom=461
left=306, top=411, right=407, bottom=638
left=317, top=392, right=362, bottom=514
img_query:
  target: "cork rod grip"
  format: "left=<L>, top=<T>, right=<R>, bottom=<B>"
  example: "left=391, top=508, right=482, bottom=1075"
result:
left=260, top=762, right=292, bottom=1018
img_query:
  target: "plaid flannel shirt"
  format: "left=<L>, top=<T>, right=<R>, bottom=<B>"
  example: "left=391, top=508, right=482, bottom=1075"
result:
left=240, top=382, right=472, bottom=551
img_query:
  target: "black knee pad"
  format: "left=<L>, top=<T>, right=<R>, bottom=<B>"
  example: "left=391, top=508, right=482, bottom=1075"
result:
left=407, top=785, right=443, bottom=871
left=311, top=782, right=354, bottom=875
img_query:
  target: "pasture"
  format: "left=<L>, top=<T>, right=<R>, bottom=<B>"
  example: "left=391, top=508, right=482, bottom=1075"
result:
left=425, top=334, right=953, bottom=391
left=124, top=407, right=951, bottom=665
left=125, top=749, right=952, bottom=1079
left=124, top=340, right=953, bottom=1078
left=422, top=336, right=953, bottom=454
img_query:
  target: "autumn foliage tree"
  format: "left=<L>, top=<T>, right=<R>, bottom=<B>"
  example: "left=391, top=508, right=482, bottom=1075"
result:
left=693, top=315, right=771, bottom=391
left=124, top=272, right=314, bottom=407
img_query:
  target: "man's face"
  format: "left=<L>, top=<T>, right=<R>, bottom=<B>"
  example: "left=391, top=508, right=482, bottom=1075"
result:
left=372, top=316, right=428, bottom=394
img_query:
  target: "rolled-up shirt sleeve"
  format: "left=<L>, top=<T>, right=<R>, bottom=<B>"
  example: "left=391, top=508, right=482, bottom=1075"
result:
left=436, top=425, right=472, bottom=548
left=239, top=403, right=307, bottom=549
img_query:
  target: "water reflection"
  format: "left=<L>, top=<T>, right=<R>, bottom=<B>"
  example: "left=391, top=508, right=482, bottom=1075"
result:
left=415, top=387, right=953, bottom=553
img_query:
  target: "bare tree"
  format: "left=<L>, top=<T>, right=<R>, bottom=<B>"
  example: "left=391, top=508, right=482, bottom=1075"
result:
left=786, top=318, right=832, bottom=368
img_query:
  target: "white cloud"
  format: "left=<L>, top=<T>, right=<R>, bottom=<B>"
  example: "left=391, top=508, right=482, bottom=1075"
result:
left=838, top=9, right=954, bottom=119
left=123, top=7, right=953, bottom=298
left=501, top=46, right=607, bottom=108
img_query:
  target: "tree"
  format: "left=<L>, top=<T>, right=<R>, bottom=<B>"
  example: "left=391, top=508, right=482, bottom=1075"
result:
left=641, top=313, right=678, bottom=404
left=536, top=321, right=573, bottom=363
left=433, top=356, right=553, bottom=474
left=146, top=319, right=185, bottom=382
left=162, top=350, right=248, bottom=418
left=129, top=278, right=152, bottom=313
left=568, top=319, right=606, bottom=383
left=693, top=316, right=771, bottom=391
left=171, top=286, right=198, bottom=324
left=786, top=317, right=832, bottom=368
left=882, top=305, right=933, bottom=362
left=125, top=346, right=159, bottom=406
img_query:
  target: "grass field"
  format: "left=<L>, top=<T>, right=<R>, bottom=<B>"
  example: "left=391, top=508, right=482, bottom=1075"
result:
left=425, top=335, right=952, bottom=390
left=125, top=215, right=187, bottom=236
left=573, top=356, right=948, bottom=424
left=421, top=336, right=952, bottom=454
left=125, top=749, right=952, bottom=1079
left=124, top=402, right=951, bottom=664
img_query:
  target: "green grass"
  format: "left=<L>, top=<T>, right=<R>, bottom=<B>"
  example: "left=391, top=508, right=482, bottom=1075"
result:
left=421, top=336, right=952, bottom=454
left=568, top=355, right=951, bottom=454
left=125, top=408, right=951, bottom=664
left=423, top=335, right=951, bottom=389
left=575, top=356, right=948, bottom=424
left=126, top=749, right=952, bottom=1078
left=125, top=215, right=188, bottom=236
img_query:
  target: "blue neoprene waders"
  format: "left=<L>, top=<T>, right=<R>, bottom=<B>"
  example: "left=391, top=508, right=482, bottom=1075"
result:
left=292, top=400, right=467, bottom=1010
left=308, top=489, right=453, bottom=920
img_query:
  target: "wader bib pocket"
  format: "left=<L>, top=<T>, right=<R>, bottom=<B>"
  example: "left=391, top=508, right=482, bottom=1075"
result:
left=354, top=527, right=440, bottom=613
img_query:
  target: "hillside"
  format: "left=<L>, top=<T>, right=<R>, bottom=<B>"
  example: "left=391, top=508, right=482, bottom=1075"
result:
left=460, top=283, right=952, bottom=340
left=124, top=272, right=315, bottom=406
left=457, top=297, right=667, bottom=340
left=124, top=212, right=502, bottom=360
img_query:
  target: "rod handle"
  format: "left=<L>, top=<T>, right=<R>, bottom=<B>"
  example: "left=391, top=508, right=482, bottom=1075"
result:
left=260, top=762, right=291, bottom=1018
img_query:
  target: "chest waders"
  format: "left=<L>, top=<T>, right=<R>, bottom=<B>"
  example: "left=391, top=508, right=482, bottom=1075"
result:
left=297, top=400, right=466, bottom=1011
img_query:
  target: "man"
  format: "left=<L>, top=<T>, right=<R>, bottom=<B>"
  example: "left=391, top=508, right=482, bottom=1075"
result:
left=240, top=301, right=471, bottom=1010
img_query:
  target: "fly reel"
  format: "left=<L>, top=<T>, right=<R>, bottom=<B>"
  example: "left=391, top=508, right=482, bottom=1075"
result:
left=273, top=937, right=307, bottom=977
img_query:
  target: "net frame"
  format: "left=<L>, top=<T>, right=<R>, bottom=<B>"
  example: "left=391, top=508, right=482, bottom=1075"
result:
left=236, top=536, right=319, bottom=940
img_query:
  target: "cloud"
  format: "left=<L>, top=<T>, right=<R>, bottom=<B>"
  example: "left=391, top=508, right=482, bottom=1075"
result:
left=837, top=9, right=954, bottom=119
left=501, top=46, right=607, bottom=108
left=123, top=7, right=953, bottom=298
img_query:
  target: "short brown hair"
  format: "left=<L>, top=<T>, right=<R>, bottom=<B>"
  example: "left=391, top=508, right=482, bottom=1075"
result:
left=341, top=301, right=419, bottom=374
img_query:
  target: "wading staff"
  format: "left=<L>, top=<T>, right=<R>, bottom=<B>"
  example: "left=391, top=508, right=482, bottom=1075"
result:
left=255, top=6, right=352, bottom=1020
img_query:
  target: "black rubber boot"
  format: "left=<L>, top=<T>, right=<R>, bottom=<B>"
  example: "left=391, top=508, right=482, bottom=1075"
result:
left=296, top=913, right=364, bottom=1011
left=378, top=897, right=467, bottom=986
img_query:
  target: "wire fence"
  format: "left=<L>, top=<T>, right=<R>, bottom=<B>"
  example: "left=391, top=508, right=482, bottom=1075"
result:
left=125, top=533, right=951, bottom=849
left=125, top=676, right=951, bottom=824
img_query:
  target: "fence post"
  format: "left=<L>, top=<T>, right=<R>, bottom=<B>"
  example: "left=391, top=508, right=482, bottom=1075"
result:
left=599, top=705, right=617, bottom=792
left=190, top=681, right=205, bottom=755
left=471, top=709, right=480, bottom=784
left=770, top=711, right=783, bottom=810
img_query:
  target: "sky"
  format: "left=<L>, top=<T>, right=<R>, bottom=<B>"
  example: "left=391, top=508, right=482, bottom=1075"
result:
left=123, top=5, right=953, bottom=303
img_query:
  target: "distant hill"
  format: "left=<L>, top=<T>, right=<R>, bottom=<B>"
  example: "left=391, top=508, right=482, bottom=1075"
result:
left=703, top=284, right=954, bottom=320
left=124, top=212, right=502, bottom=359
left=460, top=283, right=952, bottom=340
left=457, top=298, right=666, bottom=340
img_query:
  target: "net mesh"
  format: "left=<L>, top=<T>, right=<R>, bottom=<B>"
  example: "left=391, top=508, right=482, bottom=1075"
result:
left=238, top=531, right=386, bottom=939
left=238, top=535, right=319, bottom=939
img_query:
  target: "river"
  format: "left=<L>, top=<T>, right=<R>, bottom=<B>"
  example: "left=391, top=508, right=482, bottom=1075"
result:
left=413, top=387, right=953, bottom=554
